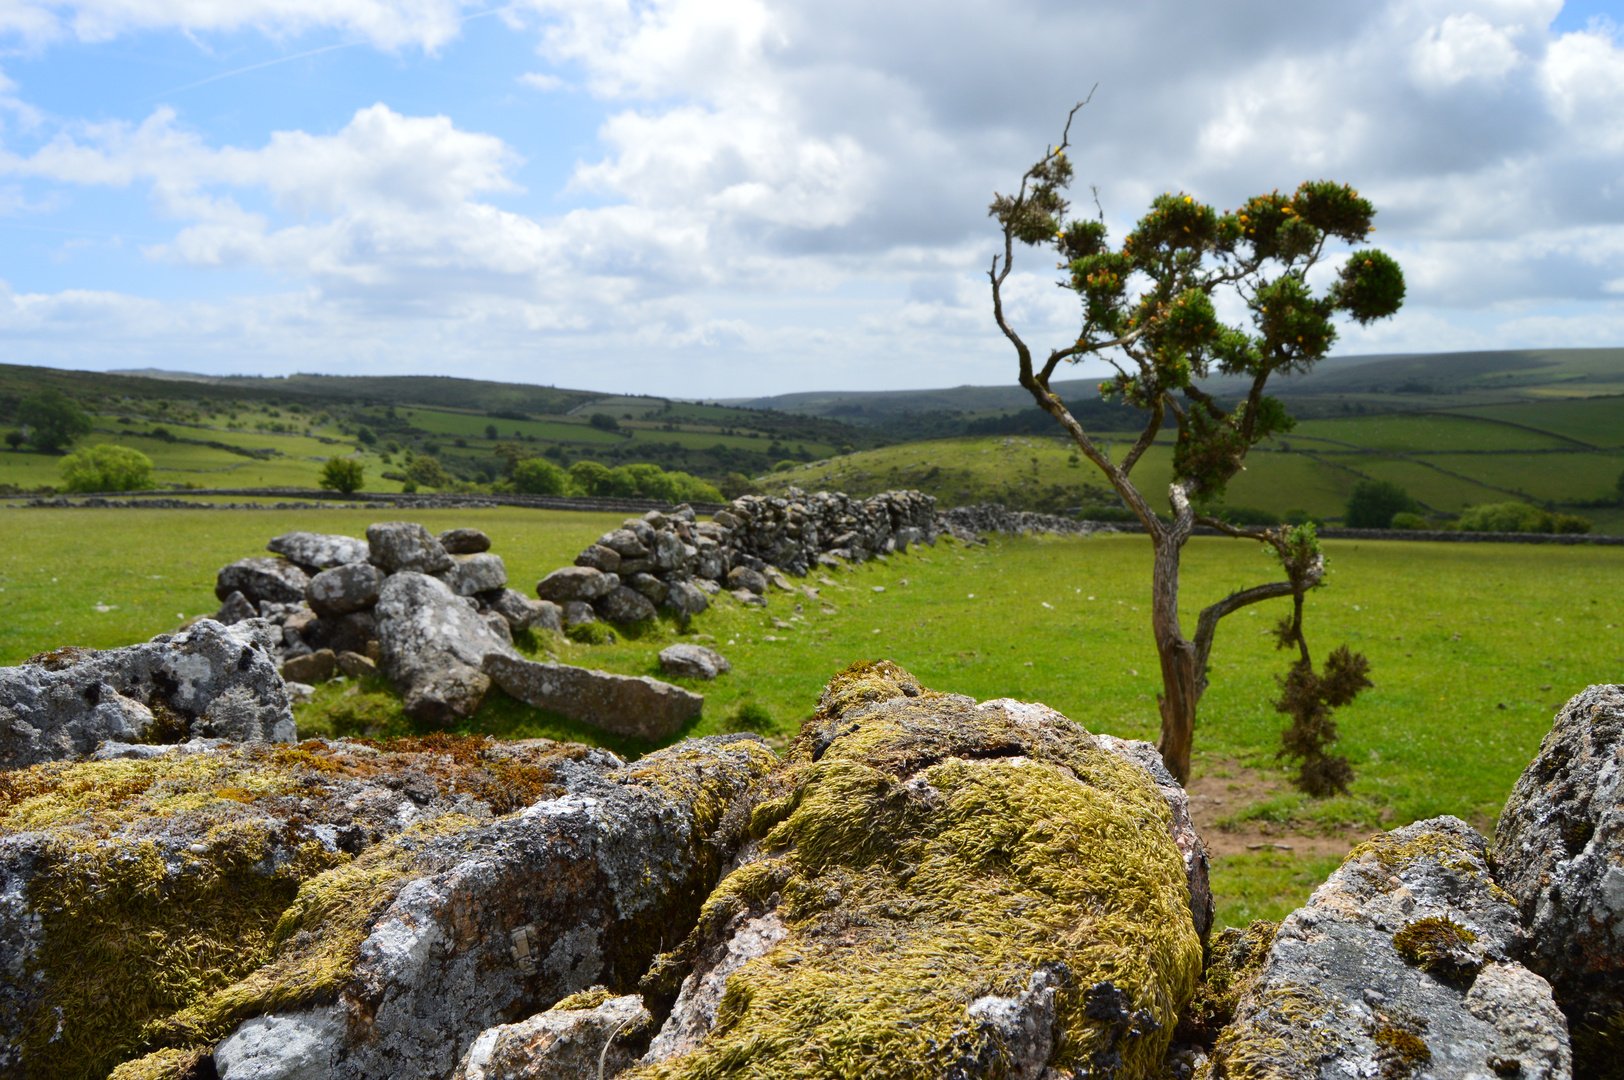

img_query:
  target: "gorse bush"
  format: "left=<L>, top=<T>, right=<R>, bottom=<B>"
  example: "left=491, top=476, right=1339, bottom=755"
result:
left=59, top=445, right=154, bottom=492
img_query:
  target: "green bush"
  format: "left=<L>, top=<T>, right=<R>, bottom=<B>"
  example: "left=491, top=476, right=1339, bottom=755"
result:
left=568, top=460, right=614, bottom=495
left=18, top=389, right=93, bottom=452
left=567, top=622, right=616, bottom=645
left=405, top=455, right=452, bottom=491
left=59, top=444, right=154, bottom=492
left=589, top=413, right=619, bottom=431
left=773, top=460, right=798, bottom=472
left=1455, top=502, right=1589, bottom=534
left=512, top=458, right=570, bottom=495
left=1344, top=479, right=1418, bottom=528
left=1389, top=512, right=1428, bottom=530
left=318, top=457, right=365, bottom=493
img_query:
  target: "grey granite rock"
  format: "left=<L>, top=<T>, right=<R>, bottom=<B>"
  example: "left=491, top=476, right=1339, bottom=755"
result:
left=374, top=572, right=516, bottom=724
left=657, top=644, right=730, bottom=681
left=454, top=994, right=650, bottom=1080
left=563, top=601, right=597, bottom=628
left=215, top=589, right=258, bottom=625
left=536, top=567, right=618, bottom=604
left=1494, top=684, right=1624, bottom=1064
left=0, top=620, right=295, bottom=769
left=216, top=1006, right=345, bottom=1080
left=626, top=573, right=668, bottom=604
left=216, top=557, right=311, bottom=605
left=484, top=655, right=703, bottom=741
left=661, top=581, right=709, bottom=621
left=596, top=529, right=648, bottom=559
left=306, top=562, right=385, bottom=617
left=441, top=553, right=508, bottom=597
left=725, top=566, right=767, bottom=595
left=1211, top=816, right=1570, bottom=1080
left=267, top=531, right=370, bottom=572
left=437, top=528, right=491, bottom=555
left=596, top=586, right=657, bottom=625
left=367, top=522, right=454, bottom=575
left=574, top=544, right=622, bottom=573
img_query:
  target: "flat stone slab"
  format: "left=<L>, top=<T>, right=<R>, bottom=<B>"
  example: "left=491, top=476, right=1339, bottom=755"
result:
left=483, top=654, right=702, bottom=741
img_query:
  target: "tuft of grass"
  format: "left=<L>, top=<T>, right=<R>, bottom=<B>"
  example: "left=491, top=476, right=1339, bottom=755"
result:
left=1208, top=851, right=1347, bottom=929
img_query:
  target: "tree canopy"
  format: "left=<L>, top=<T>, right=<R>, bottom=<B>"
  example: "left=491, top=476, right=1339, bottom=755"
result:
left=59, top=444, right=154, bottom=492
left=18, top=389, right=93, bottom=452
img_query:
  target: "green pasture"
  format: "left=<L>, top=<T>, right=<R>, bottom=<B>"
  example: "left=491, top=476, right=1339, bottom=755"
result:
left=624, top=425, right=834, bottom=456
left=2, top=437, right=408, bottom=492
left=5, top=507, right=1622, bottom=928
left=1450, top=396, right=1624, bottom=447
left=1291, top=413, right=1570, bottom=451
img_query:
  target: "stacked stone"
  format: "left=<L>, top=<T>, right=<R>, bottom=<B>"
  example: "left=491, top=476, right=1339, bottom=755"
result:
left=540, top=490, right=941, bottom=630
left=935, top=502, right=1098, bottom=539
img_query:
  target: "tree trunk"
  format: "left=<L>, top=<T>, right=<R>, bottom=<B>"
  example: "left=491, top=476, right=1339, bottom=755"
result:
left=1150, top=529, right=1202, bottom=784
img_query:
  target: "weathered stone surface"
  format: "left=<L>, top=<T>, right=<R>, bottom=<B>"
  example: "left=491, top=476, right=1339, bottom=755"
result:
left=563, top=601, right=597, bottom=628
left=662, top=581, right=709, bottom=621
left=0, top=736, right=649, bottom=1080
left=1495, top=684, right=1624, bottom=1064
left=1094, top=732, right=1213, bottom=940
left=725, top=566, right=767, bottom=595
left=453, top=992, right=651, bottom=1080
left=437, top=528, right=491, bottom=555
left=629, top=661, right=1202, bottom=1080
left=484, top=589, right=557, bottom=633
left=597, top=529, right=648, bottom=559
left=658, top=644, right=730, bottom=681
left=281, top=649, right=336, bottom=684
left=484, top=655, right=703, bottom=741
left=303, top=611, right=378, bottom=660
left=367, top=522, right=454, bottom=575
left=215, top=1006, right=344, bottom=1080
left=267, top=531, right=370, bottom=572
left=374, top=573, right=516, bottom=724
left=441, top=553, right=508, bottom=597
left=335, top=651, right=376, bottom=678
left=651, top=531, right=688, bottom=572
left=1211, top=816, right=1570, bottom=1080
left=574, top=544, right=622, bottom=573
left=306, top=562, right=385, bottom=617
left=627, top=573, right=668, bottom=604
left=216, top=557, right=310, bottom=605
left=0, top=620, right=295, bottom=769
left=481, top=611, right=514, bottom=646
left=536, top=567, right=618, bottom=605
left=215, top=589, right=257, bottom=626
left=596, top=586, right=657, bottom=625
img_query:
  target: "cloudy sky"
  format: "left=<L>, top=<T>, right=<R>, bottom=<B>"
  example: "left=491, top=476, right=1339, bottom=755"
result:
left=0, top=0, right=1620, bottom=397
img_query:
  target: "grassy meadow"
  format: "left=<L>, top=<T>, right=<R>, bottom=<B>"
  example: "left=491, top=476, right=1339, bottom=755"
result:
left=4, top=504, right=1621, bottom=928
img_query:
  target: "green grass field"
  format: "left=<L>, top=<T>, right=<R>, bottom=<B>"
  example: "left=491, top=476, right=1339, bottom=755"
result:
left=5, top=506, right=1621, bottom=928
left=403, top=407, right=629, bottom=444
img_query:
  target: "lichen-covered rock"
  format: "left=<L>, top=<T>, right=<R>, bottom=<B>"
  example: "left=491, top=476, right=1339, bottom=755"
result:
left=627, top=660, right=1202, bottom=1080
left=215, top=557, right=310, bottom=605
left=661, top=581, right=708, bottom=622
left=453, top=991, right=651, bottom=1080
left=374, top=572, right=516, bottom=724
left=441, top=553, right=508, bottom=597
left=657, top=644, right=730, bottom=681
left=536, top=567, right=618, bottom=604
left=484, top=589, right=559, bottom=634
left=267, top=531, right=370, bottom=571
left=281, top=648, right=336, bottom=684
left=1211, top=816, right=1570, bottom=1080
left=575, top=544, right=622, bottom=573
left=1494, top=684, right=1624, bottom=1069
left=483, top=655, right=702, bottom=741
left=367, top=522, right=454, bottom=575
left=597, top=586, right=657, bottom=625
left=215, top=589, right=257, bottom=625
left=597, top=530, right=649, bottom=559
left=0, top=734, right=601, bottom=1080
left=1094, top=732, right=1213, bottom=940
left=306, top=562, right=385, bottom=617
left=0, top=620, right=295, bottom=770
left=438, top=528, right=491, bottom=555
left=725, top=566, right=767, bottom=595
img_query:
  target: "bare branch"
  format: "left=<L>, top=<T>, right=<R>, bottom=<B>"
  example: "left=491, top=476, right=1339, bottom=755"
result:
left=1119, top=399, right=1164, bottom=475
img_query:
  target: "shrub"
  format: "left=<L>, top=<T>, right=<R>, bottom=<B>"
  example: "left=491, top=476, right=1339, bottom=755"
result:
left=405, top=455, right=451, bottom=491
left=719, top=472, right=755, bottom=499
left=773, top=460, right=798, bottom=472
left=18, top=389, right=93, bottom=452
left=1389, top=512, right=1428, bottom=530
left=59, top=444, right=154, bottom=492
left=318, top=457, right=365, bottom=493
left=567, top=622, right=616, bottom=645
left=589, top=413, right=619, bottom=432
left=512, top=458, right=570, bottom=495
left=1455, top=502, right=1583, bottom=534
left=4, top=431, right=23, bottom=450
left=1344, top=480, right=1418, bottom=528
left=1554, top=513, right=1593, bottom=534
left=568, top=460, right=613, bottom=495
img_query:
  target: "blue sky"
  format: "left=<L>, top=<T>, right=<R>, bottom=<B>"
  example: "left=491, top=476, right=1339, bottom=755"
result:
left=1, top=0, right=1623, bottom=397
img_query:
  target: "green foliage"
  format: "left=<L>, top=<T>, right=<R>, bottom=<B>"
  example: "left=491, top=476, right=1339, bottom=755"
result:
left=18, top=388, right=93, bottom=452
left=317, top=457, right=365, bottom=493
left=718, top=472, right=755, bottom=499
left=355, top=425, right=377, bottom=445
left=567, top=621, right=616, bottom=645
left=511, top=457, right=570, bottom=495
left=1274, top=646, right=1369, bottom=797
left=567, top=459, right=720, bottom=503
left=773, top=459, right=798, bottom=472
left=729, top=701, right=773, bottom=732
left=59, top=444, right=155, bottom=492
left=1389, top=512, right=1428, bottom=530
left=4, top=430, right=23, bottom=450
left=404, top=455, right=451, bottom=491
left=1344, top=479, right=1418, bottom=529
left=589, top=412, right=620, bottom=431
left=1456, top=502, right=1593, bottom=534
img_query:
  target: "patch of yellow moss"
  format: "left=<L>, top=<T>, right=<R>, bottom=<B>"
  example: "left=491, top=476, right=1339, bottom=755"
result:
left=626, top=661, right=1201, bottom=1080
left=105, top=1047, right=212, bottom=1080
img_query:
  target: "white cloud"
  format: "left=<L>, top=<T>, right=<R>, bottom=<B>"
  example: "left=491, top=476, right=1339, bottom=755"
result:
left=0, top=0, right=475, bottom=50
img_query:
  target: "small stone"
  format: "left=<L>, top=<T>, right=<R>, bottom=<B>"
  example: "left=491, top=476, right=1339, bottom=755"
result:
left=574, top=544, right=622, bottom=573
left=659, top=644, right=731, bottom=680
left=215, top=590, right=257, bottom=626
left=437, top=528, right=491, bottom=555
left=597, top=528, right=650, bottom=558
left=663, top=581, right=710, bottom=621
left=306, top=563, right=385, bottom=617
left=727, top=566, right=768, bottom=595
left=440, top=553, right=507, bottom=596
left=215, top=557, right=310, bottom=605
left=367, top=522, right=454, bottom=574
left=597, top=586, right=658, bottom=625
left=282, top=649, right=337, bottom=684
left=484, top=654, right=703, bottom=740
left=563, top=601, right=597, bottom=628
left=267, top=531, right=370, bottom=571
left=628, top=572, right=669, bottom=604
left=536, top=566, right=618, bottom=604
left=335, top=651, right=376, bottom=678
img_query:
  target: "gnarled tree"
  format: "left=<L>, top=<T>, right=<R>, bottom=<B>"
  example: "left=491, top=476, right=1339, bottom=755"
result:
left=989, top=103, right=1405, bottom=783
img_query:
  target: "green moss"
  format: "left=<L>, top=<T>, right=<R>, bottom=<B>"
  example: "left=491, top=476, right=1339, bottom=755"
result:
left=625, top=661, right=1201, bottom=1080
left=1176, top=921, right=1277, bottom=1047
left=1209, top=981, right=1340, bottom=1078
left=106, top=1048, right=214, bottom=1080
left=1565, top=1008, right=1624, bottom=1080
left=1371, top=1016, right=1431, bottom=1079
left=1391, top=916, right=1480, bottom=985
left=553, top=986, right=620, bottom=1012
left=568, top=622, right=618, bottom=646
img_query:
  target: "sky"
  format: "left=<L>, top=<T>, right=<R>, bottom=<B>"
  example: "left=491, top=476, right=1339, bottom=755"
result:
left=0, top=0, right=1622, bottom=398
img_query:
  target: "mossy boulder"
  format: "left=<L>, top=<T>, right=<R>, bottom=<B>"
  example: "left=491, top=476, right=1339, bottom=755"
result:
left=1210, top=816, right=1570, bottom=1080
left=0, top=733, right=777, bottom=1080
left=626, top=660, right=1204, bottom=1080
